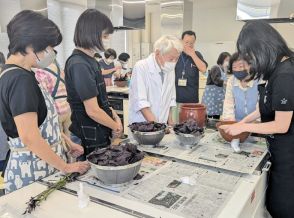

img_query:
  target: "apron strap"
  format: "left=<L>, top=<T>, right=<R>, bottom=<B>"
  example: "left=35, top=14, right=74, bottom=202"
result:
left=0, top=67, right=20, bottom=78
left=218, top=65, right=226, bottom=81
left=44, top=60, right=66, bottom=100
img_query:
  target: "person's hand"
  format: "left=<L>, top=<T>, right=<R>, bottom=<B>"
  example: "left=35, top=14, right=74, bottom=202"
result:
left=68, top=143, right=84, bottom=158
left=167, top=119, right=174, bottom=127
left=112, top=129, right=122, bottom=139
left=120, top=73, right=127, bottom=78
left=63, top=161, right=90, bottom=174
left=220, top=123, right=246, bottom=136
left=183, top=46, right=196, bottom=57
left=112, top=121, right=123, bottom=139
left=115, top=66, right=122, bottom=71
left=110, top=138, right=123, bottom=148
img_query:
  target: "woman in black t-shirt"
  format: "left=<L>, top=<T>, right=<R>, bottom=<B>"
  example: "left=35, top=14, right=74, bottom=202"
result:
left=0, top=10, right=89, bottom=193
left=65, top=9, right=123, bottom=158
left=221, top=21, right=294, bottom=217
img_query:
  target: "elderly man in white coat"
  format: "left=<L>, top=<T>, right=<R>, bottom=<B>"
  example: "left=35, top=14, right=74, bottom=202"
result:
left=129, top=35, right=183, bottom=125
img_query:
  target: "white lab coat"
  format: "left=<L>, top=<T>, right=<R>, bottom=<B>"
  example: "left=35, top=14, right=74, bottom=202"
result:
left=128, top=53, right=176, bottom=124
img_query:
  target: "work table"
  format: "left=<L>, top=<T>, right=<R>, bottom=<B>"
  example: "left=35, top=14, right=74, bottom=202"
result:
left=106, top=86, right=129, bottom=95
left=0, top=131, right=269, bottom=218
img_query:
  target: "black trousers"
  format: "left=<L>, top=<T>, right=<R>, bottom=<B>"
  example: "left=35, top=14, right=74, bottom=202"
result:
left=266, top=136, right=294, bottom=218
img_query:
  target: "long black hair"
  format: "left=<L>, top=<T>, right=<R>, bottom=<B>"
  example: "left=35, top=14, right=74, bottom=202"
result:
left=217, top=52, right=231, bottom=65
left=74, top=9, right=114, bottom=51
left=237, top=20, right=294, bottom=80
left=7, top=10, right=62, bottom=55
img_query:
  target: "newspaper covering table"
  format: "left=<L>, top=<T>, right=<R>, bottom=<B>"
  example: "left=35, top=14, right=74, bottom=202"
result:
left=131, top=131, right=268, bottom=174
left=38, top=131, right=268, bottom=218
left=41, top=155, right=243, bottom=218
left=122, top=161, right=242, bottom=218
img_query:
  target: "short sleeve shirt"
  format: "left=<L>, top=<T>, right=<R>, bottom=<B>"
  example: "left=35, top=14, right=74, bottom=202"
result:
left=65, top=50, right=101, bottom=110
left=175, top=51, right=208, bottom=103
left=65, top=49, right=112, bottom=137
left=0, top=65, right=47, bottom=138
left=260, top=58, right=294, bottom=124
left=98, top=59, right=115, bottom=79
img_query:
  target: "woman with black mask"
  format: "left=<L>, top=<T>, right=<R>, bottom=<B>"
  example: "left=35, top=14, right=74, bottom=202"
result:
left=0, top=10, right=89, bottom=193
left=221, top=20, right=294, bottom=217
left=222, top=52, right=258, bottom=122
left=65, top=9, right=123, bottom=159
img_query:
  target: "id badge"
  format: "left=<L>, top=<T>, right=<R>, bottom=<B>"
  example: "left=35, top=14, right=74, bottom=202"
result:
left=178, top=78, right=187, bottom=87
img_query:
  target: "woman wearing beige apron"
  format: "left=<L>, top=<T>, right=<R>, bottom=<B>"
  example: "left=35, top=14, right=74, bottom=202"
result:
left=0, top=10, right=89, bottom=193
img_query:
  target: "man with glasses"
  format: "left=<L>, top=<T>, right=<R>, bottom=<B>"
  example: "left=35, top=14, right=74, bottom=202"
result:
left=174, top=31, right=208, bottom=122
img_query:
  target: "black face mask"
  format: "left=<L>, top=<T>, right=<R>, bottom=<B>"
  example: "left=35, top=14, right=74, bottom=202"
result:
left=233, top=71, right=248, bottom=80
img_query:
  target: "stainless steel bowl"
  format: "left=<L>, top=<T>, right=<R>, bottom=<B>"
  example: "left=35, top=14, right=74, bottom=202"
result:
left=89, top=160, right=143, bottom=184
left=132, top=130, right=165, bottom=145
left=176, top=132, right=203, bottom=146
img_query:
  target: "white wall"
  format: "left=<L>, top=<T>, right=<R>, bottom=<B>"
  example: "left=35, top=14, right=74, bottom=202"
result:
left=0, top=33, right=9, bottom=58
left=274, top=23, right=294, bottom=49
left=193, top=0, right=294, bottom=68
left=127, top=3, right=161, bottom=66
left=48, top=0, right=87, bottom=67
left=192, top=0, right=243, bottom=68
left=0, top=0, right=20, bottom=57
left=0, top=0, right=20, bottom=32
left=193, top=0, right=243, bottom=43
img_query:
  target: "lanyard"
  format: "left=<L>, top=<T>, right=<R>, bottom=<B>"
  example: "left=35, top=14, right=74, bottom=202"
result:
left=218, top=65, right=227, bottom=81
left=181, top=54, right=189, bottom=78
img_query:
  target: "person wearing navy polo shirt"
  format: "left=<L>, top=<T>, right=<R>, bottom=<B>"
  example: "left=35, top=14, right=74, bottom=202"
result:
left=174, top=31, right=208, bottom=122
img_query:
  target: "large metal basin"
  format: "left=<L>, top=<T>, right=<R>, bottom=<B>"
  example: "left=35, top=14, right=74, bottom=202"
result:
left=176, top=132, right=203, bottom=146
left=89, top=159, right=143, bottom=185
left=132, top=130, right=165, bottom=145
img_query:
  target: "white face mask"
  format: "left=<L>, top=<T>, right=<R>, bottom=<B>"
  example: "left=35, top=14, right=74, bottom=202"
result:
left=106, top=58, right=114, bottom=64
left=121, top=63, right=128, bottom=69
left=162, top=62, right=176, bottom=72
left=223, top=61, right=229, bottom=68
left=102, top=38, right=110, bottom=49
left=35, top=49, right=56, bottom=69
left=92, top=47, right=104, bottom=55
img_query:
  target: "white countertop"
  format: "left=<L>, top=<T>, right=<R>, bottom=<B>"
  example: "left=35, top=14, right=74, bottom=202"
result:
left=0, top=182, right=134, bottom=218
left=0, top=132, right=269, bottom=218
left=106, top=86, right=129, bottom=94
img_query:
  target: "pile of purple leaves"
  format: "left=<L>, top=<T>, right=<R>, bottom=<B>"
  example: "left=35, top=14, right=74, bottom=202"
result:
left=87, top=143, right=145, bottom=166
left=129, top=121, right=166, bottom=132
left=174, top=120, right=204, bottom=134
left=114, top=74, right=128, bottom=81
